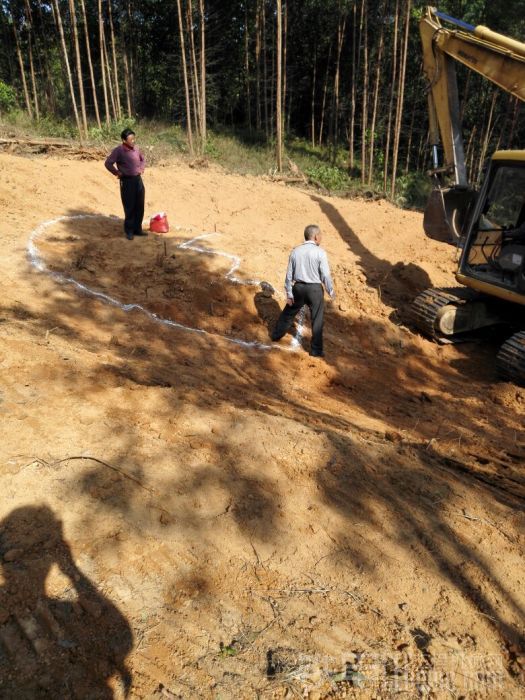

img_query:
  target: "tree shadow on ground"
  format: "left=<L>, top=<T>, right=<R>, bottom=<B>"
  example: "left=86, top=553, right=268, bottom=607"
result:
left=310, top=193, right=433, bottom=323
left=3, top=207, right=524, bottom=689
left=315, top=429, right=525, bottom=648
left=0, top=504, right=133, bottom=697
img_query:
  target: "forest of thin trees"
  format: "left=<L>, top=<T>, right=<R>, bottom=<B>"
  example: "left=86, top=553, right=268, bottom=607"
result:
left=0, top=1, right=524, bottom=194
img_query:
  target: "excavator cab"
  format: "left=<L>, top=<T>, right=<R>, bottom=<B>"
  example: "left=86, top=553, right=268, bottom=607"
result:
left=459, top=154, right=525, bottom=299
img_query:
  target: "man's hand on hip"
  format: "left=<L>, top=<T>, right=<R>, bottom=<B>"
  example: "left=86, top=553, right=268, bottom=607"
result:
left=286, top=297, right=294, bottom=306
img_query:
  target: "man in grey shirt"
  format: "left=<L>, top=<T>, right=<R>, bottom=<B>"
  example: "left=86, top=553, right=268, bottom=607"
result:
left=271, top=224, right=335, bottom=357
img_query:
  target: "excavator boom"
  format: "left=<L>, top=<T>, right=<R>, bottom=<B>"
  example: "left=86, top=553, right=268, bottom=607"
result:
left=420, top=7, right=525, bottom=243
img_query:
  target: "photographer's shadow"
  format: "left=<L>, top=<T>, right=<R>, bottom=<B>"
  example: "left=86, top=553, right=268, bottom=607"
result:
left=0, top=505, right=133, bottom=697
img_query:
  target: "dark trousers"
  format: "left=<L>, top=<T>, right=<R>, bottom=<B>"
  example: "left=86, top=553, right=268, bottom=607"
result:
left=272, top=282, right=325, bottom=354
left=120, top=175, right=145, bottom=236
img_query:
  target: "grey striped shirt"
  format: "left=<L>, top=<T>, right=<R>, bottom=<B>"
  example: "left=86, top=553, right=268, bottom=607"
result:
left=284, top=241, right=334, bottom=298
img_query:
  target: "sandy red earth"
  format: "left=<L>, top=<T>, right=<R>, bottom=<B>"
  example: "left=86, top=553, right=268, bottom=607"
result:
left=0, top=150, right=523, bottom=698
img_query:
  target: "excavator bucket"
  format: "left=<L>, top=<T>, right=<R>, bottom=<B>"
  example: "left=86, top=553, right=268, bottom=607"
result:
left=423, top=186, right=477, bottom=245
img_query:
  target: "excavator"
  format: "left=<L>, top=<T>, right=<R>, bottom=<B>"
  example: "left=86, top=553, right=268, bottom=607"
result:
left=411, top=6, right=525, bottom=384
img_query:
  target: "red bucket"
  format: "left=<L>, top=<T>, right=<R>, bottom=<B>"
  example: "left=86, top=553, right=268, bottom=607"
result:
left=149, top=212, right=169, bottom=234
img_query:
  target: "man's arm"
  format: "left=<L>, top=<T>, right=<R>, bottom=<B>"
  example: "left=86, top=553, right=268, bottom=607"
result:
left=104, top=147, right=121, bottom=177
left=284, top=252, right=295, bottom=303
left=319, top=249, right=335, bottom=298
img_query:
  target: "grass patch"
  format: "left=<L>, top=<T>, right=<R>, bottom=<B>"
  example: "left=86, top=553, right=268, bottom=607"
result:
left=0, top=114, right=425, bottom=208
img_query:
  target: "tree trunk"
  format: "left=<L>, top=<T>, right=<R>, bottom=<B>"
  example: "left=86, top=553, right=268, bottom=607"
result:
left=107, top=0, right=122, bottom=120
left=476, top=89, right=497, bottom=185
left=13, top=23, right=33, bottom=118
left=390, top=0, right=411, bottom=197
left=22, top=0, right=39, bottom=119
left=125, top=0, right=136, bottom=110
left=276, top=0, right=283, bottom=171
left=404, top=86, right=416, bottom=174
left=69, top=0, right=88, bottom=135
left=507, top=97, right=521, bottom=149
left=262, top=0, right=268, bottom=139
left=176, top=0, right=194, bottom=156
left=244, top=4, right=252, bottom=131
left=187, top=0, right=202, bottom=142
left=52, top=0, right=83, bottom=139
left=286, top=85, right=292, bottom=132
left=383, top=0, right=399, bottom=192
left=330, top=7, right=346, bottom=162
left=123, top=51, right=132, bottom=116
left=27, top=33, right=40, bottom=120
left=367, top=1, right=386, bottom=185
left=465, top=125, right=477, bottom=182
left=79, top=0, right=102, bottom=128
left=98, top=0, right=111, bottom=125
left=270, top=5, right=275, bottom=135
left=416, top=131, right=425, bottom=172
left=311, top=48, right=317, bottom=147
left=282, top=0, right=287, bottom=140
left=255, top=0, right=261, bottom=131
left=349, top=1, right=357, bottom=169
left=199, top=0, right=206, bottom=146
left=35, top=0, right=58, bottom=113
left=318, top=43, right=332, bottom=146
left=102, top=22, right=117, bottom=120
left=360, top=0, right=368, bottom=184
left=186, top=0, right=201, bottom=143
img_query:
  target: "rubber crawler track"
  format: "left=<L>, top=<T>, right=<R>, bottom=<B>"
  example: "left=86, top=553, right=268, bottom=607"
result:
left=410, top=287, right=472, bottom=339
left=496, top=330, right=525, bottom=385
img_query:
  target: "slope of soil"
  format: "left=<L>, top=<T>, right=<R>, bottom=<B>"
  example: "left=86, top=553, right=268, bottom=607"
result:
left=0, top=152, right=523, bottom=698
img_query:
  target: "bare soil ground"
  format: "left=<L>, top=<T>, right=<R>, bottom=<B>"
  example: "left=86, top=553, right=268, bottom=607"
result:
left=0, top=151, right=524, bottom=698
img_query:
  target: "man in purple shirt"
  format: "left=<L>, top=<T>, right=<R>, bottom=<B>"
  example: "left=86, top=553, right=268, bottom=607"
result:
left=105, top=128, right=146, bottom=240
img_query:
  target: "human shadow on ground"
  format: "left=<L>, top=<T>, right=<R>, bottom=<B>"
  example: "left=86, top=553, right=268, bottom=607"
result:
left=5, top=207, right=525, bottom=690
left=0, top=505, right=133, bottom=697
left=253, top=285, right=282, bottom=338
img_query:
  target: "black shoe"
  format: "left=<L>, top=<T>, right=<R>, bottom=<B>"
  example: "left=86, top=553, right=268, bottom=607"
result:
left=125, top=232, right=133, bottom=240
left=134, top=230, right=148, bottom=236
left=309, top=350, right=324, bottom=357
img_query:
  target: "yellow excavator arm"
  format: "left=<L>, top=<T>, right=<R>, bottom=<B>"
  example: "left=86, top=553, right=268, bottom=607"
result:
left=420, top=7, right=525, bottom=242
left=421, top=6, right=525, bottom=184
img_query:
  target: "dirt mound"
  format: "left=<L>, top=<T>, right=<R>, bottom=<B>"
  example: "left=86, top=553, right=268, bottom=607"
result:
left=0, top=152, right=523, bottom=697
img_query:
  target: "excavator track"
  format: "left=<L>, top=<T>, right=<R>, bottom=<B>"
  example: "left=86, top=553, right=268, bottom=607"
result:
left=410, top=287, right=478, bottom=340
left=496, top=331, right=525, bottom=386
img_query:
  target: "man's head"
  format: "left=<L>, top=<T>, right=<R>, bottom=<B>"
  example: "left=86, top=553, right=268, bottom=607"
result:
left=304, top=224, right=322, bottom=245
left=121, top=128, right=136, bottom=146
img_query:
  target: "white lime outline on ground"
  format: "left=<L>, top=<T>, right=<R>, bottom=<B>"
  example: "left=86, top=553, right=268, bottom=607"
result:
left=27, top=214, right=306, bottom=352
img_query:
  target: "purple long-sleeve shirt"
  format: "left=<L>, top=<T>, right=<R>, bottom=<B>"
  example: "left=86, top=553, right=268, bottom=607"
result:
left=104, top=144, right=145, bottom=177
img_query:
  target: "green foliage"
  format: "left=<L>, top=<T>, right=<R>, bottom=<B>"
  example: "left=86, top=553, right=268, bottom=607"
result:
left=34, top=116, right=78, bottom=138
left=393, top=172, right=432, bottom=210
left=305, top=163, right=350, bottom=192
left=204, top=137, right=220, bottom=159
left=88, top=118, right=137, bottom=143
left=1, top=0, right=524, bottom=207
left=2, top=110, right=78, bottom=138
left=0, top=81, right=17, bottom=113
